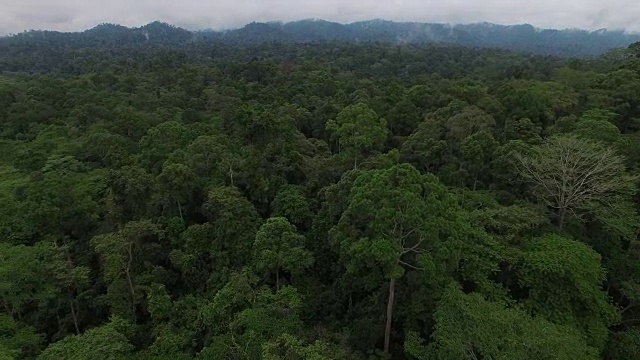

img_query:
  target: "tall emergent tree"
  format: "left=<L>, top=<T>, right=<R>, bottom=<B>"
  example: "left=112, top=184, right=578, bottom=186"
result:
left=330, top=164, right=463, bottom=354
left=516, top=135, right=637, bottom=231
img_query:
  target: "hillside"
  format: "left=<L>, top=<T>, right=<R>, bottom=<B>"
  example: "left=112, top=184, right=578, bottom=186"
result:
left=1, top=19, right=639, bottom=58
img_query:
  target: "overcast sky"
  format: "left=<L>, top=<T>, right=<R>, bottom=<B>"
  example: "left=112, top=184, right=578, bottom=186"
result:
left=1, top=0, right=639, bottom=35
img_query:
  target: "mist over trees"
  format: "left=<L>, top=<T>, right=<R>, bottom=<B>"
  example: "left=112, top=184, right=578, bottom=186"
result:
left=2, top=19, right=640, bottom=59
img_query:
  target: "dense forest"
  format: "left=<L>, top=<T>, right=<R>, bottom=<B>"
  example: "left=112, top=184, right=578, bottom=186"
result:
left=2, top=24, right=640, bottom=360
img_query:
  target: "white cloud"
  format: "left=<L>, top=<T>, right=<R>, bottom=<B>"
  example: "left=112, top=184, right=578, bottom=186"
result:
left=0, top=0, right=639, bottom=34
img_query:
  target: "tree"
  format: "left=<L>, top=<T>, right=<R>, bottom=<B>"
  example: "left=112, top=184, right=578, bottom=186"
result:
left=517, top=234, right=619, bottom=350
left=405, top=284, right=599, bottom=360
left=143, top=284, right=197, bottom=360
left=326, top=103, right=388, bottom=169
left=37, top=317, right=134, bottom=360
left=15, top=155, right=99, bottom=244
left=252, top=217, right=313, bottom=290
left=330, top=164, right=465, bottom=354
left=0, top=239, right=91, bottom=337
left=40, top=241, right=91, bottom=337
left=0, top=314, right=42, bottom=359
left=105, top=165, right=154, bottom=225
left=168, top=223, right=217, bottom=292
left=80, top=131, right=133, bottom=168
left=497, top=82, right=554, bottom=129
left=0, top=243, right=44, bottom=322
left=444, top=105, right=495, bottom=146
left=503, top=117, right=542, bottom=144
left=6, top=33, right=640, bottom=360
left=459, top=131, right=498, bottom=190
left=574, top=111, right=621, bottom=145
left=199, top=284, right=305, bottom=360
left=598, top=69, right=640, bottom=133
left=185, top=135, right=242, bottom=185
left=516, top=135, right=637, bottom=230
left=90, top=220, right=162, bottom=319
left=386, top=97, right=422, bottom=137
left=202, top=187, right=262, bottom=269
left=606, top=328, right=640, bottom=360
left=139, top=121, right=194, bottom=172
left=262, top=334, right=355, bottom=360
left=400, top=118, right=448, bottom=174
left=157, top=163, right=196, bottom=220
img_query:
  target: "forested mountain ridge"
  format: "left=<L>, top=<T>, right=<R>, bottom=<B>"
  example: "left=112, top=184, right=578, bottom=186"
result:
left=2, top=19, right=639, bottom=58
left=2, top=19, right=640, bottom=360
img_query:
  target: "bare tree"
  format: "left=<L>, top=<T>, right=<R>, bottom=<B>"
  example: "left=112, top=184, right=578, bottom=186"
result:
left=516, top=135, right=636, bottom=229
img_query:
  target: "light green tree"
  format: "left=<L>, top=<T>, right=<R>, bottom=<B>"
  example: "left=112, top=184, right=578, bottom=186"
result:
left=326, top=103, right=388, bottom=169
left=517, top=234, right=619, bottom=350
left=252, top=217, right=313, bottom=289
left=573, top=109, right=621, bottom=144
left=405, top=283, right=599, bottom=360
left=37, top=317, right=134, bottom=360
left=262, top=334, right=355, bottom=360
left=90, top=220, right=162, bottom=319
left=199, top=284, right=305, bottom=360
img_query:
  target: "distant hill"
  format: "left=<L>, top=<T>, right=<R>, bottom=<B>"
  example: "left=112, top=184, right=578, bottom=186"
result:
left=1, top=19, right=639, bottom=58
left=207, top=19, right=639, bottom=57
left=2, top=21, right=193, bottom=48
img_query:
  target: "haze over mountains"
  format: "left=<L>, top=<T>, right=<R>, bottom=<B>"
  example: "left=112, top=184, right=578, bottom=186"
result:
left=2, top=19, right=639, bottom=58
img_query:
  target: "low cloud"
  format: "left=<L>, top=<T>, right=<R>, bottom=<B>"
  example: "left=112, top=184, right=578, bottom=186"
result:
left=0, top=0, right=639, bottom=35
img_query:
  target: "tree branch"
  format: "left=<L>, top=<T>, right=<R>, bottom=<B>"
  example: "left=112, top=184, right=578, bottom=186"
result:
left=402, top=236, right=424, bottom=255
left=399, top=260, right=424, bottom=271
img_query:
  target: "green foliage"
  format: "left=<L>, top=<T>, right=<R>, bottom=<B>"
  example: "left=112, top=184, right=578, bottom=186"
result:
left=330, top=164, right=463, bottom=284
left=262, top=334, right=354, bottom=360
left=410, top=284, right=599, bottom=360
left=2, top=35, right=640, bottom=360
left=444, top=105, right=496, bottom=145
left=574, top=111, right=621, bottom=144
left=459, top=130, right=499, bottom=189
left=252, top=217, right=313, bottom=288
left=200, top=286, right=305, bottom=359
left=326, top=103, right=388, bottom=169
left=203, top=186, right=261, bottom=268
left=0, top=314, right=42, bottom=359
left=139, top=121, right=194, bottom=172
left=91, top=220, right=163, bottom=319
left=400, top=117, right=447, bottom=170
left=605, top=328, right=640, bottom=360
left=470, top=202, right=548, bottom=245
left=106, top=165, right=154, bottom=224
left=157, top=163, right=197, bottom=219
left=517, top=234, right=619, bottom=350
left=386, top=97, right=422, bottom=137
left=271, top=186, right=313, bottom=228
left=37, top=318, right=134, bottom=360
left=503, top=117, right=542, bottom=144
